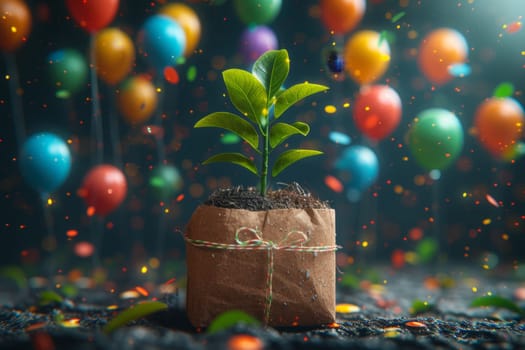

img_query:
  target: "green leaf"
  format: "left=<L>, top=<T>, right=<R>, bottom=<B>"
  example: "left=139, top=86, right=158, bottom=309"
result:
left=269, top=122, right=310, bottom=149
left=223, top=69, right=267, bottom=126
left=203, top=152, right=258, bottom=175
left=195, top=112, right=259, bottom=150
left=103, top=301, right=168, bottom=334
left=470, top=295, right=524, bottom=315
left=410, top=299, right=434, bottom=316
left=274, top=82, right=329, bottom=119
left=252, top=49, right=289, bottom=102
left=38, top=290, right=64, bottom=306
left=207, top=310, right=260, bottom=334
left=272, top=149, right=323, bottom=177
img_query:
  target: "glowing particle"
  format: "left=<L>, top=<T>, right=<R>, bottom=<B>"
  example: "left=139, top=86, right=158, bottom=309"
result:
left=56, top=90, right=71, bottom=99
left=328, top=131, right=351, bottom=145
left=448, top=63, right=471, bottom=77
left=384, top=327, right=401, bottom=337
left=472, top=286, right=478, bottom=293
left=482, top=218, right=492, bottom=225
left=163, top=66, right=179, bottom=84
left=61, top=318, right=80, bottom=328
left=86, top=206, right=95, bottom=217
left=391, top=11, right=406, bottom=23
left=176, top=193, right=185, bottom=202
left=324, top=175, right=344, bottom=193
left=328, top=322, right=340, bottom=328
left=135, top=285, right=149, bottom=297
left=74, top=241, right=94, bottom=258
left=485, top=194, right=500, bottom=207
left=119, top=290, right=140, bottom=299
left=164, top=277, right=177, bottom=285
left=140, top=265, right=148, bottom=274
left=324, top=105, right=337, bottom=114
left=405, top=321, right=427, bottom=328
left=335, top=303, right=361, bottom=313
left=187, top=65, right=197, bottom=82
left=227, top=334, right=263, bottom=350
left=142, top=125, right=164, bottom=138
left=493, top=82, right=514, bottom=98
left=47, top=197, right=53, bottom=206
left=10, top=26, right=17, bottom=33
left=362, top=241, right=369, bottom=248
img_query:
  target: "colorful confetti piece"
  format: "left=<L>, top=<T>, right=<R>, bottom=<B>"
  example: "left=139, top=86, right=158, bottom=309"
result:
left=493, top=82, right=514, bottom=98
left=328, top=131, right=351, bottom=145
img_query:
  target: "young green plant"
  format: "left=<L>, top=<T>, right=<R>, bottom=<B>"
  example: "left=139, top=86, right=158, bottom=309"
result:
left=194, top=49, right=329, bottom=196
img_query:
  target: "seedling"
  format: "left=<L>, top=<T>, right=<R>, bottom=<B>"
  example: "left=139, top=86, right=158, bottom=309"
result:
left=194, top=49, right=329, bottom=196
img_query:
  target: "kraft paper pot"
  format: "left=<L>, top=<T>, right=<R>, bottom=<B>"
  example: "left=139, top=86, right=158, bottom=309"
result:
left=185, top=205, right=338, bottom=328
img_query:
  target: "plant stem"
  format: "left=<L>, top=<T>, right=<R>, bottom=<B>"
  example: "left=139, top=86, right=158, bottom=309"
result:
left=260, top=118, right=270, bottom=196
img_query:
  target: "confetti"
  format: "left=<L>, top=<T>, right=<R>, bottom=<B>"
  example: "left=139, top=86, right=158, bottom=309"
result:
left=328, top=131, right=351, bottom=145
left=448, top=63, right=471, bottom=77
left=405, top=321, right=427, bottom=328
left=506, top=21, right=522, bottom=33
left=164, top=66, right=179, bottom=84
left=74, top=241, right=94, bottom=258
left=485, top=194, right=500, bottom=207
left=391, top=11, right=406, bottom=23
left=493, top=82, right=514, bottom=98
left=324, top=105, right=337, bottom=114
left=324, top=175, right=344, bottom=193
left=221, top=132, right=241, bottom=144
left=187, top=65, right=197, bottom=82
left=335, top=303, right=361, bottom=313
left=227, top=334, right=263, bottom=350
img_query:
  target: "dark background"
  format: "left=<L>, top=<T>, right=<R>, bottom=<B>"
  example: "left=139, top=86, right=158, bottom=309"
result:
left=1, top=0, right=524, bottom=274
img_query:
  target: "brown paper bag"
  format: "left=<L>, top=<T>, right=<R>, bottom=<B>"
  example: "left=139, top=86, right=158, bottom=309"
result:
left=185, top=205, right=337, bottom=328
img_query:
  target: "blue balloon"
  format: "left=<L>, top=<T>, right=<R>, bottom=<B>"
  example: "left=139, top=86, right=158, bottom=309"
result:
left=19, top=133, right=72, bottom=194
left=138, top=15, right=186, bottom=70
left=335, top=145, right=379, bottom=202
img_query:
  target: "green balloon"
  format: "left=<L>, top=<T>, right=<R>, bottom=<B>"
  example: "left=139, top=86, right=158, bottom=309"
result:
left=149, top=165, right=183, bottom=200
left=408, top=108, right=464, bottom=171
left=233, top=0, right=282, bottom=25
left=47, top=49, right=88, bottom=98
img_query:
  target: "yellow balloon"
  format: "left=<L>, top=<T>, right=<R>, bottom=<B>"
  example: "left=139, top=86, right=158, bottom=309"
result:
left=343, top=30, right=391, bottom=85
left=94, top=28, right=135, bottom=85
left=117, top=76, right=158, bottom=125
left=159, top=3, right=201, bottom=57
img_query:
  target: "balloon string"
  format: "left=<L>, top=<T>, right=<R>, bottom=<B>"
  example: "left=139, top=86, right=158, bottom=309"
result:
left=89, top=34, right=104, bottom=165
left=108, top=87, right=122, bottom=169
left=4, top=52, right=26, bottom=150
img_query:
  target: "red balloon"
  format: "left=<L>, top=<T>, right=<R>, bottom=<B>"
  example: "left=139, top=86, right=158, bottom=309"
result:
left=65, top=0, right=119, bottom=33
left=320, top=0, right=366, bottom=35
left=352, top=85, right=402, bottom=140
left=79, top=164, right=127, bottom=216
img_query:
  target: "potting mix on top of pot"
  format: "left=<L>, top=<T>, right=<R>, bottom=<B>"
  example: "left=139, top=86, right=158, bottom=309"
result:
left=1, top=0, right=525, bottom=349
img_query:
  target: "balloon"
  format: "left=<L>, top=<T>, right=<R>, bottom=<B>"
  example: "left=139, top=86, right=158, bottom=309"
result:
left=137, top=15, right=186, bottom=70
left=335, top=145, right=379, bottom=202
left=19, top=132, right=72, bottom=194
left=94, top=28, right=135, bottom=85
left=65, top=0, right=119, bottom=33
left=353, top=85, right=402, bottom=140
left=418, top=28, right=468, bottom=85
left=474, top=97, right=524, bottom=158
left=326, top=49, right=344, bottom=73
left=159, top=3, right=201, bottom=57
left=344, top=30, right=391, bottom=85
left=47, top=49, right=88, bottom=98
left=320, top=0, right=366, bottom=35
left=0, top=0, right=31, bottom=52
left=240, top=25, right=278, bottom=63
left=117, top=76, right=158, bottom=125
left=408, top=108, right=464, bottom=171
left=149, top=164, right=183, bottom=200
left=79, top=164, right=127, bottom=216
left=233, top=0, right=282, bottom=25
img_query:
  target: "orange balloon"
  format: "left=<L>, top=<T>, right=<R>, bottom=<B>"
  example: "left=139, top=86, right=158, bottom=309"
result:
left=418, top=28, right=468, bottom=85
left=94, top=28, right=135, bottom=85
left=344, top=30, right=390, bottom=85
left=159, top=3, right=201, bottom=57
left=474, top=97, right=524, bottom=158
left=117, top=76, right=158, bottom=125
left=320, top=0, right=366, bottom=35
left=0, top=0, right=31, bottom=52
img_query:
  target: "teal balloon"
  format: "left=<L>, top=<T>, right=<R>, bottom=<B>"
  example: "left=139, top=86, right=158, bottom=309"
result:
left=233, top=0, right=282, bottom=25
left=335, top=145, right=379, bottom=202
left=408, top=108, right=464, bottom=171
left=149, top=165, right=183, bottom=199
left=47, top=49, right=88, bottom=98
left=19, top=132, right=72, bottom=194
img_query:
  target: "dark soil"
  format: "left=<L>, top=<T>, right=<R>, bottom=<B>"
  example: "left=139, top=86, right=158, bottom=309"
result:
left=1, top=265, right=525, bottom=349
left=204, top=183, right=331, bottom=211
